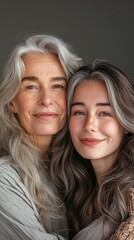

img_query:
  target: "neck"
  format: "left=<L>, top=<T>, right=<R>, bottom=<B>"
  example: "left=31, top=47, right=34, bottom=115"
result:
left=31, top=135, right=53, bottom=155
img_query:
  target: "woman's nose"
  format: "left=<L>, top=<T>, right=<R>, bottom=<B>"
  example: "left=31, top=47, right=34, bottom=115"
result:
left=84, top=116, right=98, bottom=132
left=38, top=89, right=52, bottom=106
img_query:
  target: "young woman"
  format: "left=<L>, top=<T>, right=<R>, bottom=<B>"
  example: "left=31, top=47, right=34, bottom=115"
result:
left=51, top=60, right=134, bottom=239
left=0, top=34, right=83, bottom=240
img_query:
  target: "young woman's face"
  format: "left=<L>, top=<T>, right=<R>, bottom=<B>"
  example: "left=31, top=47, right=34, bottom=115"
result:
left=11, top=53, right=67, bottom=148
left=69, top=80, right=125, bottom=167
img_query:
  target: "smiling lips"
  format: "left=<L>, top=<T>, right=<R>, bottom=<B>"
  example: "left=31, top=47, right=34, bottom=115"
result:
left=80, top=138, right=104, bottom=146
left=34, top=112, right=58, bottom=120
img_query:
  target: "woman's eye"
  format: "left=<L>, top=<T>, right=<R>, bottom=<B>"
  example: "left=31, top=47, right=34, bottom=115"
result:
left=52, top=84, right=66, bottom=89
left=72, top=111, right=86, bottom=116
left=25, top=85, right=39, bottom=91
left=99, top=112, right=111, bottom=117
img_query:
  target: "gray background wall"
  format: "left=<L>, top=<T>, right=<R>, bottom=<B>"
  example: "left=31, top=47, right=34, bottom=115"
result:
left=0, top=0, right=134, bottom=79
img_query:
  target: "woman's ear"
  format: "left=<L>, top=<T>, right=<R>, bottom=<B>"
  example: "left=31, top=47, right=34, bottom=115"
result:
left=10, top=101, right=17, bottom=113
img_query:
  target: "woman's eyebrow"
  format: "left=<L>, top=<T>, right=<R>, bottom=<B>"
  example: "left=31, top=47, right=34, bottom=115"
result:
left=51, top=76, right=67, bottom=81
left=96, top=102, right=111, bottom=106
left=22, top=76, right=38, bottom=82
left=22, top=76, right=67, bottom=82
left=71, top=102, right=111, bottom=107
left=71, top=102, right=85, bottom=107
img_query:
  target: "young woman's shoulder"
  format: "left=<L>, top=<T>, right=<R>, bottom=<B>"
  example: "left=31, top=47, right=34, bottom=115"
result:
left=110, top=187, right=134, bottom=240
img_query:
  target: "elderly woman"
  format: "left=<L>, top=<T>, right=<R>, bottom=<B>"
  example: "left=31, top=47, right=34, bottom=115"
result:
left=0, top=34, right=83, bottom=239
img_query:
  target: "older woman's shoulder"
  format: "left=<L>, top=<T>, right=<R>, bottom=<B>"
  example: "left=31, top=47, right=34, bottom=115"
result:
left=0, top=157, right=21, bottom=181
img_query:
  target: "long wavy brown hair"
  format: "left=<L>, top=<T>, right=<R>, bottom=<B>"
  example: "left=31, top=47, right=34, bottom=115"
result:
left=50, top=59, right=134, bottom=238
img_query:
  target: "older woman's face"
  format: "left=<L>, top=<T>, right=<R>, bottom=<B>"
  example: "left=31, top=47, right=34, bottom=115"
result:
left=11, top=53, right=67, bottom=148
